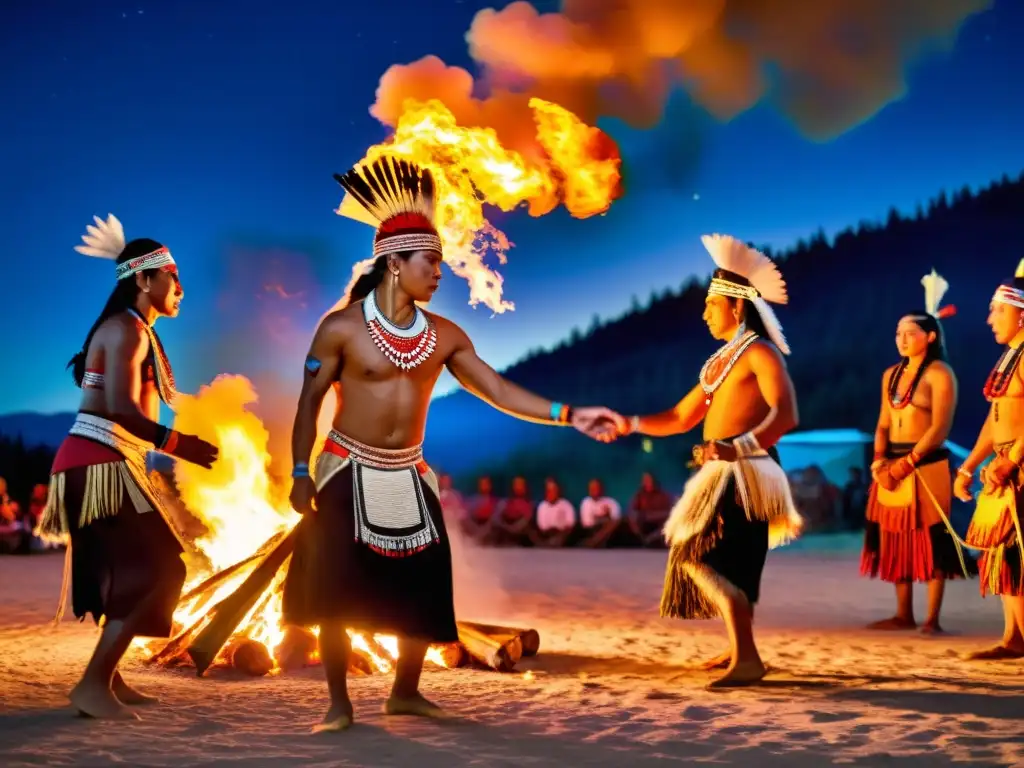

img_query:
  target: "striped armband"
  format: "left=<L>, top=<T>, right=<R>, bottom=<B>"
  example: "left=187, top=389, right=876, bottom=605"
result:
left=549, top=401, right=573, bottom=425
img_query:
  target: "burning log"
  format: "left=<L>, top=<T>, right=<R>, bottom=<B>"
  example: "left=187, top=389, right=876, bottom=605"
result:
left=187, top=524, right=299, bottom=676
left=178, top=530, right=285, bottom=603
left=347, top=648, right=374, bottom=676
left=460, top=621, right=540, bottom=657
left=433, top=642, right=467, bottom=669
left=274, top=625, right=317, bottom=671
left=456, top=621, right=522, bottom=672
left=229, top=637, right=274, bottom=677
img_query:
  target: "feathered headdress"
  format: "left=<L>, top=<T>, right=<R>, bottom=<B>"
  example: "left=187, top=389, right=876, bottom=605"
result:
left=702, top=234, right=790, bottom=355
left=920, top=268, right=955, bottom=319
left=992, top=258, right=1024, bottom=309
left=333, top=156, right=441, bottom=259
left=73, top=213, right=175, bottom=280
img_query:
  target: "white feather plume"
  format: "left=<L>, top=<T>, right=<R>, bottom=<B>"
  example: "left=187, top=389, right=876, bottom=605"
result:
left=701, top=234, right=788, bottom=305
left=74, top=214, right=125, bottom=260
left=920, top=268, right=949, bottom=316
left=750, top=297, right=791, bottom=356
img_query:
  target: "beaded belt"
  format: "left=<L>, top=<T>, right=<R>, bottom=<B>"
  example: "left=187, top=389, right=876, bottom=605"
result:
left=325, top=430, right=423, bottom=470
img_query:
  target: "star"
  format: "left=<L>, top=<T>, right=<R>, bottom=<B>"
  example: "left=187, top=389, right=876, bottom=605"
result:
left=693, top=193, right=701, bottom=201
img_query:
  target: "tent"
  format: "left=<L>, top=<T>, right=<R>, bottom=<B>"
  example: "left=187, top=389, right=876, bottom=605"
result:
left=776, top=428, right=970, bottom=487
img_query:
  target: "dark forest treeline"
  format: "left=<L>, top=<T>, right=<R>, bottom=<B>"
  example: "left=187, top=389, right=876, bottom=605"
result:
left=425, top=170, right=1024, bottom=502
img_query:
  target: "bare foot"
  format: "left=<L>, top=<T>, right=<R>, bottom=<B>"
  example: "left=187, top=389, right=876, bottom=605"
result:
left=384, top=692, right=453, bottom=719
left=867, top=616, right=917, bottom=630
left=311, top=701, right=354, bottom=734
left=919, top=620, right=944, bottom=636
left=706, top=659, right=767, bottom=690
left=70, top=682, right=140, bottom=720
left=697, top=650, right=731, bottom=670
left=112, top=672, right=158, bottom=705
left=962, top=644, right=1024, bottom=661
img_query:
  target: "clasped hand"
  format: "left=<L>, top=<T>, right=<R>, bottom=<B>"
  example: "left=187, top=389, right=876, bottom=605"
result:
left=571, top=406, right=627, bottom=443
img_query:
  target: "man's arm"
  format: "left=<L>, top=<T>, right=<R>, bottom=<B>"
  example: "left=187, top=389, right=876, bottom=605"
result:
left=443, top=319, right=620, bottom=431
left=291, top=313, right=347, bottom=471
left=743, top=342, right=799, bottom=449
left=105, top=318, right=170, bottom=444
left=912, top=364, right=957, bottom=458
left=629, top=384, right=709, bottom=437
left=961, top=405, right=995, bottom=475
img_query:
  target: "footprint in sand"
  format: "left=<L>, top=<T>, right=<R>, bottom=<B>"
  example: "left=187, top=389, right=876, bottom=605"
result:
left=681, top=705, right=719, bottom=721
left=809, top=711, right=859, bottom=724
left=645, top=690, right=681, bottom=701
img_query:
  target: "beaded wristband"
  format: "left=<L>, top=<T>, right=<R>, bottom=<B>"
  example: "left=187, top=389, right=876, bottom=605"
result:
left=549, top=401, right=572, bottom=425
left=292, top=462, right=310, bottom=478
left=629, top=415, right=641, bottom=434
left=956, top=465, right=973, bottom=479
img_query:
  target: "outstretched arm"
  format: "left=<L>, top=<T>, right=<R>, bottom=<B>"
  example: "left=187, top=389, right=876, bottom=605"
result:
left=291, top=313, right=347, bottom=472
left=628, top=384, right=708, bottom=437
left=444, top=321, right=624, bottom=435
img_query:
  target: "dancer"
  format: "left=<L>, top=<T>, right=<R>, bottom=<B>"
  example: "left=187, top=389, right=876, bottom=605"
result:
left=621, top=234, right=802, bottom=688
left=38, top=215, right=218, bottom=719
left=282, top=156, right=624, bottom=732
left=956, top=260, right=1024, bottom=660
left=861, top=270, right=973, bottom=633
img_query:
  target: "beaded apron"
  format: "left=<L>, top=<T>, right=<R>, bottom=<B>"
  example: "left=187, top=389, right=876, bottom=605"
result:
left=316, top=431, right=441, bottom=558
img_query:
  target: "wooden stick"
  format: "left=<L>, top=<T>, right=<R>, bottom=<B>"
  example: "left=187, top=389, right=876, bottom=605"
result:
left=456, top=621, right=522, bottom=671
left=460, top=620, right=540, bottom=657
left=186, top=524, right=299, bottom=676
left=178, top=531, right=284, bottom=603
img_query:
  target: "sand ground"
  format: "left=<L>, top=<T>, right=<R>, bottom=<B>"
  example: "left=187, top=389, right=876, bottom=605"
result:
left=2, top=538, right=1023, bottom=766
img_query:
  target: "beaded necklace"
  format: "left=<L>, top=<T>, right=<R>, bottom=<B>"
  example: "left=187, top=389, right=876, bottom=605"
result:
left=699, top=328, right=759, bottom=406
left=127, top=308, right=177, bottom=407
left=984, top=344, right=1024, bottom=421
left=888, top=358, right=931, bottom=411
left=363, top=290, right=437, bottom=371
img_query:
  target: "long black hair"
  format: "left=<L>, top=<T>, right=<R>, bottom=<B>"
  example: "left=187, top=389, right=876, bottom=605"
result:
left=712, top=268, right=770, bottom=340
left=344, top=251, right=415, bottom=308
left=900, top=310, right=949, bottom=364
left=67, top=238, right=165, bottom=387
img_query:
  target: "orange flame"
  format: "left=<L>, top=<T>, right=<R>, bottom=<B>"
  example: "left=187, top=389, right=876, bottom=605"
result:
left=341, top=97, right=621, bottom=314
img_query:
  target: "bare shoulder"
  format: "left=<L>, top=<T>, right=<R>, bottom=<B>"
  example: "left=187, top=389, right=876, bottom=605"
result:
left=424, top=310, right=470, bottom=346
left=882, top=362, right=900, bottom=382
left=318, top=303, right=363, bottom=339
left=745, top=339, right=786, bottom=370
left=926, top=359, right=956, bottom=385
left=103, top=311, right=147, bottom=346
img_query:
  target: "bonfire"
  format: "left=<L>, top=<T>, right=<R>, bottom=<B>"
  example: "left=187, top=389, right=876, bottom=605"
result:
left=138, top=95, right=618, bottom=678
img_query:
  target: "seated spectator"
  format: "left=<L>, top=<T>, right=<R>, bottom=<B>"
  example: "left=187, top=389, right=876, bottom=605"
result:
left=531, top=477, right=575, bottom=547
left=493, top=476, right=534, bottom=546
left=626, top=472, right=674, bottom=547
left=793, top=465, right=840, bottom=533
left=463, top=475, right=499, bottom=543
left=578, top=478, right=634, bottom=547
left=0, top=476, right=23, bottom=554
left=437, top=473, right=466, bottom=526
left=25, top=483, right=53, bottom=552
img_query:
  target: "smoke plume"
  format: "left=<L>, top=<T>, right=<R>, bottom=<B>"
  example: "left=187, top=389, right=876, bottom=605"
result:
left=371, top=0, right=991, bottom=149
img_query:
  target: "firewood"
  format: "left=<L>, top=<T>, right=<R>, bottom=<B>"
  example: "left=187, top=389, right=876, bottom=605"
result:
left=456, top=622, right=522, bottom=671
left=187, top=525, right=299, bottom=676
left=230, top=638, right=274, bottom=676
left=460, top=621, right=540, bottom=657
left=347, top=648, right=374, bottom=675
left=431, top=642, right=467, bottom=668
left=274, top=625, right=318, bottom=670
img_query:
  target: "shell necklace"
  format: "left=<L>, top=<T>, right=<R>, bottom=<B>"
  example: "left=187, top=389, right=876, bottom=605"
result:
left=363, top=290, right=437, bottom=371
left=699, top=327, right=758, bottom=406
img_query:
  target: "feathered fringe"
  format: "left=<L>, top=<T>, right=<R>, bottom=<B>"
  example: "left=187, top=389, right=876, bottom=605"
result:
left=663, top=457, right=803, bottom=551
left=660, top=555, right=720, bottom=619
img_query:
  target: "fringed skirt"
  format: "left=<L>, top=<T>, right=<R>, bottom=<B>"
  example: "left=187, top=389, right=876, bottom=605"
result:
left=860, top=445, right=974, bottom=583
left=965, top=478, right=1024, bottom=597
left=282, top=432, right=457, bottom=642
left=48, top=437, right=186, bottom=637
left=660, top=447, right=802, bottom=620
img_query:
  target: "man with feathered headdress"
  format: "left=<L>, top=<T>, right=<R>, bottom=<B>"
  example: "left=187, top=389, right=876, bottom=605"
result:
left=860, top=269, right=975, bottom=633
left=956, top=259, right=1024, bottom=660
left=39, top=215, right=217, bottom=719
left=281, top=155, right=625, bottom=730
left=618, top=234, right=802, bottom=688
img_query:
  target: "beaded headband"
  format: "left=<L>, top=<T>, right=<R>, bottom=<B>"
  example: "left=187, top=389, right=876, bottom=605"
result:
left=373, top=232, right=442, bottom=258
left=115, top=247, right=176, bottom=280
left=708, top=277, right=758, bottom=301
left=993, top=284, right=1024, bottom=310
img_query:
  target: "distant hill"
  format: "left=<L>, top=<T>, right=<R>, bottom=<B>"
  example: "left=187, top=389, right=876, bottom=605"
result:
left=423, top=170, right=1024, bottom=499
left=0, top=412, right=75, bottom=449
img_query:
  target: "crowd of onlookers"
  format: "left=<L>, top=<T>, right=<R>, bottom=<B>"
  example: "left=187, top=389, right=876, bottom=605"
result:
left=0, top=461, right=868, bottom=556
left=0, top=476, right=56, bottom=555
left=438, top=464, right=870, bottom=548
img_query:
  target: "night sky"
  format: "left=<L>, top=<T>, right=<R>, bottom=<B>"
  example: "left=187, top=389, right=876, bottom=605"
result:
left=2, top=0, right=1021, bottom=415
